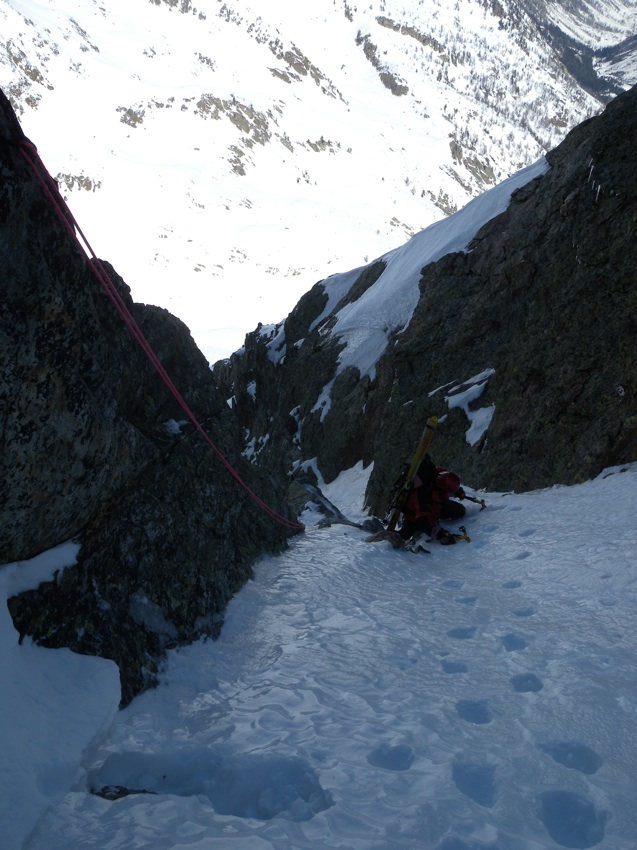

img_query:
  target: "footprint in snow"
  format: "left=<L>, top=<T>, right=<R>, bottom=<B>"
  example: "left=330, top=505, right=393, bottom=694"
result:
left=395, top=657, right=419, bottom=670
left=518, top=528, right=536, bottom=537
left=442, top=579, right=464, bottom=589
left=367, top=743, right=414, bottom=771
left=513, top=550, right=531, bottom=560
left=447, top=625, right=477, bottom=639
left=511, top=672, right=543, bottom=693
left=502, top=579, right=522, bottom=589
left=442, top=660, right=468, bottom=674
left=537, top=790, right=607, bottom=848
left=538, top=741, right=603, bottom=774
left=500, top=633, right=527, bottom=651
left=512, top=605, right=535, bottom=617
left=455, top=596, right=478, bottom=606
left=456, top=699, right=492, bottom=725
left=452, top=761, right=497, bottom=807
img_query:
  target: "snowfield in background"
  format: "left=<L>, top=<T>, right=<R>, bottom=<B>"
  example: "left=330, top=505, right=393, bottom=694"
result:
left=2, top=462, right=637, bottom=849
left=0, top=0, right=612, bottom=361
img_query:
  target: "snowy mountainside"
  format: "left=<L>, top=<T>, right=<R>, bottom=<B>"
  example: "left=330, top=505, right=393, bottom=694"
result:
left=258, top=157, right=550, bottom=387
left=596, top=33, right=637, bottom=89
left=542, top=0, right=637, bottom=47
left=0, top=0, right=630, bottom=360
left=538, top=0, right=637, bottom=92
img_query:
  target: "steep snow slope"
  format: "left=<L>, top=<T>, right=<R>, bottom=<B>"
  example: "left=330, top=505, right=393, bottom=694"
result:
left=3, top=462, right=637, bottom=849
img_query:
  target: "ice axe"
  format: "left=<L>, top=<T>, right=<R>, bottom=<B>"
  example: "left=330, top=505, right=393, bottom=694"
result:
left=454, top=525, right=471, bottom=543
left=463, top=494, right=487, bottom=511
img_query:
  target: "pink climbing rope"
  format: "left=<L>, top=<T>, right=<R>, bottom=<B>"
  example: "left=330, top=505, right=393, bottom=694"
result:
left=19, top=140, right=304, bottom=532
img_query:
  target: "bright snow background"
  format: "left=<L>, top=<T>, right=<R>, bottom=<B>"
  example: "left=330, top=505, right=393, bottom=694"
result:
left=1, top=0, right=620, bottom=361
left=2, top=461, right=637, bottom=850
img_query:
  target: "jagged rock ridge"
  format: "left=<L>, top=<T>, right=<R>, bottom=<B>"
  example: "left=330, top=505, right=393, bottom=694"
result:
left=217, top=84, right=637, bottom=516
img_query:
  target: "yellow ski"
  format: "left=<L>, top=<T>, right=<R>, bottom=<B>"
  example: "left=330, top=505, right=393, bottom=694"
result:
left=387, top=415, right=438, bottom=532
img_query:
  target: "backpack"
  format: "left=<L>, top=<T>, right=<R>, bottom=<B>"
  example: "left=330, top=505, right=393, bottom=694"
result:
left=386, top=453, right=437, bottom=521
left=415, top=454, right=438, bottom=488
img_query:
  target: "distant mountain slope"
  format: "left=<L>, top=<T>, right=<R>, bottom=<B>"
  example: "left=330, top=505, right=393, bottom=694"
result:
left=543, top=0, right=636, bottom=46
left=596, top=32, right=637, bottom=88
left=1, top=0, right=633, bottom=359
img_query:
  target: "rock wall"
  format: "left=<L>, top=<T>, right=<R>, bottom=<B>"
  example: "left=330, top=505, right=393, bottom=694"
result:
left=365, top=83, right=637, bottom=509
left=1, top=90, right=295, bottom=705
left=217, top=84, right=637, bottom=517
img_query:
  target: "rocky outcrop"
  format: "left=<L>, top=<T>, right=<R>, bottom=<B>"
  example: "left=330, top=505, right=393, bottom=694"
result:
left=1, top=91, right=295, bottom=705
left=364, top=82, right=637, bottom=508
left=216, top=84, right=637, bottom=517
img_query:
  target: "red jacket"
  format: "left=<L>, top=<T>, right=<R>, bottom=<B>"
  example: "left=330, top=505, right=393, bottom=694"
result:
left=404, top=466, right=461, bottom=528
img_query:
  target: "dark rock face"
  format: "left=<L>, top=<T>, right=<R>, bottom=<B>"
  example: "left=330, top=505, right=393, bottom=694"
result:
left=1, top=91, right=294, bottom=705
left=216, top=85, right=637, bottom=517
left=366, top=83, right=637, bottom=505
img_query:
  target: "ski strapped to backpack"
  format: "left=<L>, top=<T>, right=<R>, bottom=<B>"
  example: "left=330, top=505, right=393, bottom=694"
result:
left=387, top=415, right=438, bottom=532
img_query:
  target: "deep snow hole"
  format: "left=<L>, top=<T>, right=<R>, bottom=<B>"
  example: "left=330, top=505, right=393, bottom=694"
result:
left=90, top=747, right=333, bottom=822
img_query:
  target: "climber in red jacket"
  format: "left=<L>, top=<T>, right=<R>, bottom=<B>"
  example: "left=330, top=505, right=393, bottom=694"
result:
left=399, top=455, right=466, bottom=545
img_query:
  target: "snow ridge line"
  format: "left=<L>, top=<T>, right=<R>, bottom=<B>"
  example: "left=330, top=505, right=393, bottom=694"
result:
left=18, top=139, right=305, bottom=532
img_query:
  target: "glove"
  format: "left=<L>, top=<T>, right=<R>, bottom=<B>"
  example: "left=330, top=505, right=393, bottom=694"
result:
left=456, top=487, right=466, bottom=499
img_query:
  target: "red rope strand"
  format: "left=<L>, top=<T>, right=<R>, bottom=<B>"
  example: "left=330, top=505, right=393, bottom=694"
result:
left=20, top=141, right=304, bottom=532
